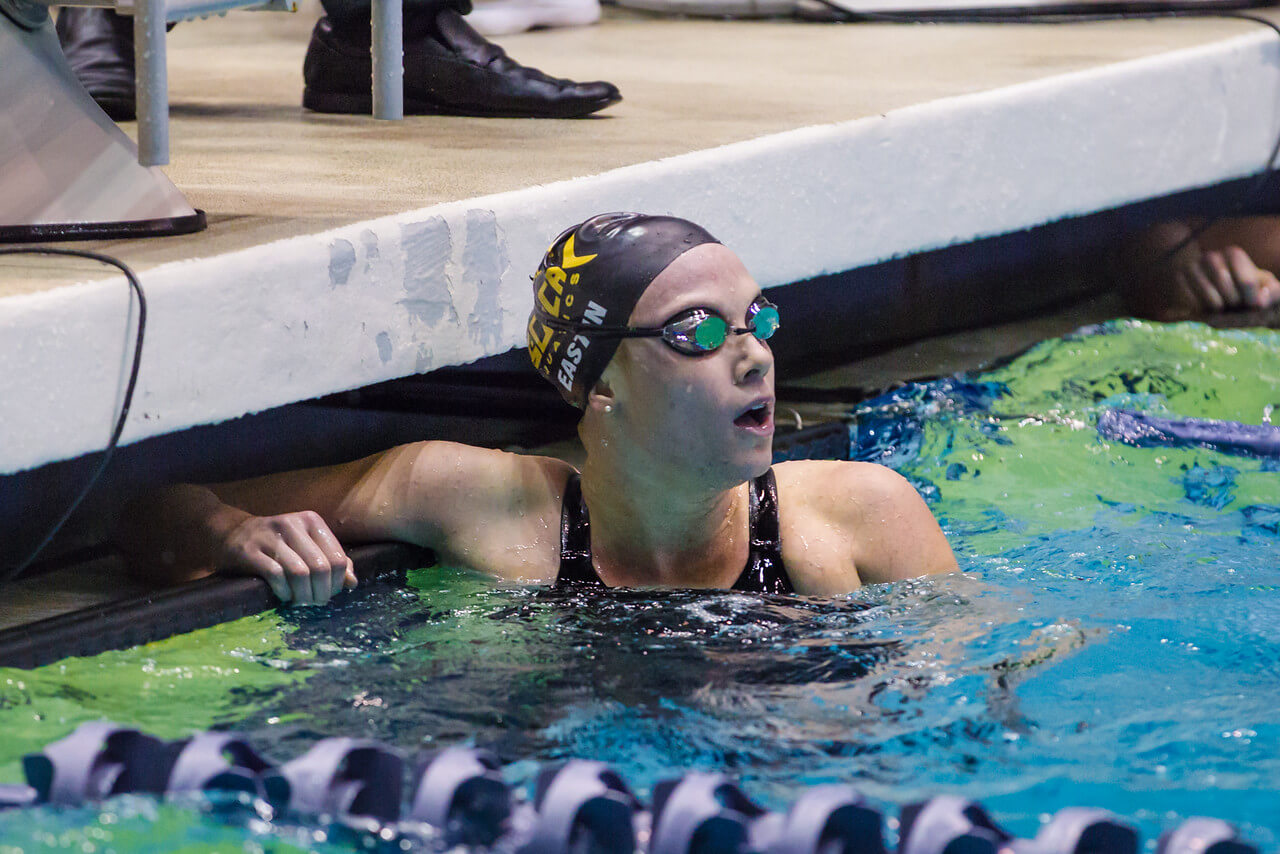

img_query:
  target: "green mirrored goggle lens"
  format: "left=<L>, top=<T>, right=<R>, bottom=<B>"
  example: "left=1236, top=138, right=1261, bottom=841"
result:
left=693, top=316, right=728, bottom=349
left=751, top=304, right=780, bottom=340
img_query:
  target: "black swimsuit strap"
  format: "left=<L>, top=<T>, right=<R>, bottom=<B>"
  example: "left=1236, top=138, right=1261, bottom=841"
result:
left=555, top=469, right=794, bottom=593
left=558, top=472, right=603, bottom=587
left=732, top=468, right=794, bottom=595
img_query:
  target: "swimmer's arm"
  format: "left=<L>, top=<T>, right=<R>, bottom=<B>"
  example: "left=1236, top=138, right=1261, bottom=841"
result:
left=119, top=441, right=561, bottom=600
left=117, top=448, right=407, bottom=602
left=843, top=463, right=958, bottom=586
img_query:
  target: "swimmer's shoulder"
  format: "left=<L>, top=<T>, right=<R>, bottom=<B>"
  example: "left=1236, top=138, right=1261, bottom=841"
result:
left=773, top=458, right=916, bottom=523
left=772, top=459, right=957, bottom=588
left=771, top=460, right=896, bottom=593
left=396, top=440, right=574, bottom=524
left=387, top=441, right=575, bottom=582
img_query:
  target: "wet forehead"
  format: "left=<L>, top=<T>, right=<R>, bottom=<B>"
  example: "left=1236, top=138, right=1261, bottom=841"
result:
left=630, top=243, right=757, bottom=324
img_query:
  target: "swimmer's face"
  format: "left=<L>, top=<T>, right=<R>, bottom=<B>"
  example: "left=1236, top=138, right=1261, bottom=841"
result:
left=598, top=243, right=775, bottom=488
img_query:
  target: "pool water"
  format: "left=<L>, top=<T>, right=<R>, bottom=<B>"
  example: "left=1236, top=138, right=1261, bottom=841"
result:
left=2, top=319, right=1278, bottom=852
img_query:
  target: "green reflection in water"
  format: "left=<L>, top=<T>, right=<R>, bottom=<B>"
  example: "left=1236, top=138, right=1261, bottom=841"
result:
left=0, top=612, right=310, bottom=785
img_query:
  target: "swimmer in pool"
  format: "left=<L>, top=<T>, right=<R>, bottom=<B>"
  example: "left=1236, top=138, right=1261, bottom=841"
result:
left=122, top=213, right=958, bottom=603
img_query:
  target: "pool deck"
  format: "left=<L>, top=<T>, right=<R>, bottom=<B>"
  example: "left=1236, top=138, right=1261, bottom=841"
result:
left=2, top=9, right=1280, bottom=475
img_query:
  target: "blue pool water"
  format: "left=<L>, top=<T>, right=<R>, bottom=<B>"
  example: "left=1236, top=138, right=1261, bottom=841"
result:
left=1, top=319, right=1277, bottom=851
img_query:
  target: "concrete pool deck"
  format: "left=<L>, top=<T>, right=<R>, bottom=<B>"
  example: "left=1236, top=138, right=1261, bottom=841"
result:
left=2, top=9, right=1280, bottom=475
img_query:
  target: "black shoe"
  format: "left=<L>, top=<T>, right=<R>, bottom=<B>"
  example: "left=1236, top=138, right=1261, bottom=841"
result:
left=302, top=9, right=621, bottom=118
left=55, top=7, right=137, bottom=122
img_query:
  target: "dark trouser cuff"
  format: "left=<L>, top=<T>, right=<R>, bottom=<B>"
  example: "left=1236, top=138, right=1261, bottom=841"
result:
left=319, top=0, right=471, bottom=39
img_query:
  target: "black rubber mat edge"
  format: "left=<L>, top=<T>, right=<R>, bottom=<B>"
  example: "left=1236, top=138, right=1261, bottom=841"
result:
left=0, top=210, right=207, bottom=244
left=0, top=541, right=432, bottom=670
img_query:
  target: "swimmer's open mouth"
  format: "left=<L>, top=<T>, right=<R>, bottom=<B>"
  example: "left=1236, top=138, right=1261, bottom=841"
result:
left=734, top=400, right=773, bottom=429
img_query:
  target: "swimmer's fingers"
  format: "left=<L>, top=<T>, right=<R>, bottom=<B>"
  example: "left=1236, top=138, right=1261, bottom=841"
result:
left=1169, top=267, right=1207, bottom=320
left=1201, top=250, right=1243, bottom=309
left=302, top=513, right=356, bottom=594
left=270, top=538, right=322, bottom=605
left=220, top=513, right=347, bottom=605
left=1178, top=256, right=1224, bottom=314
left=276, top=513, right=346, bottom=605
left=1259, top=269, right=1280, bottom=308
left=219, top=516, right=295, bottom=601
left=1223, top=246, right=1280, bottom=310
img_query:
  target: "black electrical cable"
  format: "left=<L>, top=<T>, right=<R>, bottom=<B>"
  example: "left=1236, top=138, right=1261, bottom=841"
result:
left=812, top=5, right=1280, bottom=262
left=0, top=248, right=146, bottom=585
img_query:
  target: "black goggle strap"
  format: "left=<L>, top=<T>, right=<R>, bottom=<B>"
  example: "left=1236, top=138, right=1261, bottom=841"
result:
left=532, top=311, right=664, bottom=339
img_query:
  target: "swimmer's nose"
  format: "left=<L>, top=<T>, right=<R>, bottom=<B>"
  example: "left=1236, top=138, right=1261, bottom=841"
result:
left=733, top=331, right=773, bottom=385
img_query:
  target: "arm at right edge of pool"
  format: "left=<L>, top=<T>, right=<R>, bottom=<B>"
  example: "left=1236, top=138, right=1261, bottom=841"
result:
left=115, top=444, right=437, bottom=604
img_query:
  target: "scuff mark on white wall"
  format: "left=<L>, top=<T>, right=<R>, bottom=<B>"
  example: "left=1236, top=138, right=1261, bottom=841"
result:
left=329, top=239, right=356, bottom=287
left=399, top=217, right=459, bottom=328
left=462, top=209, right=508, bottom=353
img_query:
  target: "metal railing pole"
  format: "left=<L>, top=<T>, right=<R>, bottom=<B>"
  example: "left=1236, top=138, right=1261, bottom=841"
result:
left=370, top=0, right=403, bottom=120
left=133, top=0, right=169, bottom=165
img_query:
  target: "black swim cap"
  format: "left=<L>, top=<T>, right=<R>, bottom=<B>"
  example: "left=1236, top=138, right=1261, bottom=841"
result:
left=527, top=213, right=721, bottom=407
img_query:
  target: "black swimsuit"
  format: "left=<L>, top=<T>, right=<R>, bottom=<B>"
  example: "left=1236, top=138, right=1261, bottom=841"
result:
left=555, top=468, right=795, bottom=594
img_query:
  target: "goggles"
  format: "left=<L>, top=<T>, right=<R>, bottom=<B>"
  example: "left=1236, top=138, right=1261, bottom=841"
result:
left=536, top=296, right=781, bottom=357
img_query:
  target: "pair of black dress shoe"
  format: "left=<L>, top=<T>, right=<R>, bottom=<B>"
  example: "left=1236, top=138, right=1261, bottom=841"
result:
left=54, top=5, right=621, bottom=122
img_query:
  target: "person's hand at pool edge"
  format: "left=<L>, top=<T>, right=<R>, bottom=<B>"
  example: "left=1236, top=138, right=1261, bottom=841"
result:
left=118, top=483, right=356, bottom=605
left=219, top=511, right=356, bottom=605
left=1115, top=217, right=1280, bottom=321
left=116, top=440, right=570, bottom=602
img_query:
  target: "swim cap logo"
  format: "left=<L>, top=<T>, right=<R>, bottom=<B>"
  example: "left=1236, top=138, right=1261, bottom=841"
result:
left=538, top=268, right=566, bottom=317
left=529, top=234, right=603, bottom=376
left=535, top=236, right=599, bottom=320
left=559, top=234, right=597, bottom=270
left=528, top=314, right=554, bottom=370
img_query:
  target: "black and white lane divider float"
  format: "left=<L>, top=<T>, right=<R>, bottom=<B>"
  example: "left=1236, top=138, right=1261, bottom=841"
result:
left=0, top=722, right=1260, bottom=854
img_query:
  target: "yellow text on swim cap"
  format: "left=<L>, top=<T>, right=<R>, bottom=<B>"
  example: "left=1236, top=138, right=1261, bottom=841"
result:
left=538, top=266, right=567, bottom=317
left=528, top=314, right=555, bottom=370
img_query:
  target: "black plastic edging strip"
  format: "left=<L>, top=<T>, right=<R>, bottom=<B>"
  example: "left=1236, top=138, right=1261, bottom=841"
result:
left=0, top=211, right=207, bottom=244
left=0, top=541, right=433, bottom=670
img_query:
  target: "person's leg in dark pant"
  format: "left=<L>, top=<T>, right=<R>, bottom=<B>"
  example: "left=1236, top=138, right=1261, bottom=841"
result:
left=320, top=0, right=458, bottom=31
left=54, top=8, right=144, bottom=121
